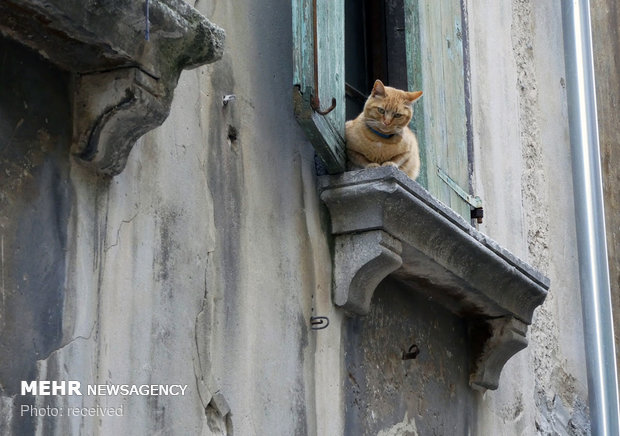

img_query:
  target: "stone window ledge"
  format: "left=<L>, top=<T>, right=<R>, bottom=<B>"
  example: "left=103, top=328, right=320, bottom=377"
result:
left=0, top=0, right=224, bottom=176
left=319, top=166, right=550, bottom=390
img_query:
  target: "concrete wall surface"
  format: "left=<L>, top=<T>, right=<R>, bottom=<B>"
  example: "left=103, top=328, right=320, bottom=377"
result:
left=0, top=0, right=598, bottom=435
left=468, top=1, right=589, bottom=434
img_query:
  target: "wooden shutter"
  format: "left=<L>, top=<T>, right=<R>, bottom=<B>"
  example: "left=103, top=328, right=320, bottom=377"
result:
left=293, top=0, right=346, bottom=173
left=406, top=0, right=472, bottom=219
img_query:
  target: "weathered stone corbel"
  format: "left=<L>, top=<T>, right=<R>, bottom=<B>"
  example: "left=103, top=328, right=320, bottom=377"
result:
left=0, top=0, right=225, bottom=176
left=72, top=68, right=170, bottom=175
left=320, top=167, right=550, bottom=391
left=333, top=230, right=403, bottom=315
left=469, top=316, right=529, bottom=391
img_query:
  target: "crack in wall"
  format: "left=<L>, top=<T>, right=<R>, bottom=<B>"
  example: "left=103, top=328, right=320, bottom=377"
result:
left=193, top=264, right=212, bottom=411
left=39, top=321, right=97, bottom=363
left=191, top=253, right=232, bottom=435
left=103, top=212, right=139, bottom=252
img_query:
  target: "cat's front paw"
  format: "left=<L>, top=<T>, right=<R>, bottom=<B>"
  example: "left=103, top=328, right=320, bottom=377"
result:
left=381, top=162, right=399, bottom=168
left=365, top=163, right=381, bottom=168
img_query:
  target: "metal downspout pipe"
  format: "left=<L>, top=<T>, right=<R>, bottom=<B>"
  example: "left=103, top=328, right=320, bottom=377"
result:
left=561, top=1, right=620, bottom=434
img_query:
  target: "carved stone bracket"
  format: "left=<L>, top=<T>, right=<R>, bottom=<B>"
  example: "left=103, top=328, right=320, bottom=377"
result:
left=0, top=0, right=225, bottom=176
left=72, top=68, right=170, bottom=175
left=320, top=167, right=550, bottom=390
left=333, top=230, right=403, bottom=315
left=468, top=316, right=529, bottom=391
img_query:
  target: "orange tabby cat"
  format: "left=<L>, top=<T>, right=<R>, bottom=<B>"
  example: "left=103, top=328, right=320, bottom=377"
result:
left=345, top=80, right=423, bottom=179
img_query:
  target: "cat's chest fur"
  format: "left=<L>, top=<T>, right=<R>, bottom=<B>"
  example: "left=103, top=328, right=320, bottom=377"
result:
left=343, top=80, right=422, bottom=179
left=345, top=119, right=413, bottom=160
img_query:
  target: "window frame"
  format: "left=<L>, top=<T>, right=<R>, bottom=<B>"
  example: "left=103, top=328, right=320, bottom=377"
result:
left=293, top=0, right=479, bottom=222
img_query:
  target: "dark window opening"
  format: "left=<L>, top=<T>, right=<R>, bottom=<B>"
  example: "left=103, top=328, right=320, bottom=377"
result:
left=345, top=0, right=408, bottom=120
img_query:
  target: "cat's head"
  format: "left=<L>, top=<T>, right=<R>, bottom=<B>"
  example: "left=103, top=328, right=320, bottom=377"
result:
left=363, top=80, right=422, bottom=135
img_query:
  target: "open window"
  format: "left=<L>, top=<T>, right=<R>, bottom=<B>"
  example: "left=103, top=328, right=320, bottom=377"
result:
left=344, top=0, right=476, bottom=221
left=294, top=0, right=479, bottom=222
left=292, top=0, right=549, bottom=393
left=344, top=0, right=409, bottom=119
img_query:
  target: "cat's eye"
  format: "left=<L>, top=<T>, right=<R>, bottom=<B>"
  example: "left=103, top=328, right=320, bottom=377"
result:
left=377, top=107, right=385, bottom=114
left=394, top=113, right=402, bottom=118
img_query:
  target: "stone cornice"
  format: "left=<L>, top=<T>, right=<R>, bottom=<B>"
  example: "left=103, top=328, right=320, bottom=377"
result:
left=319, top=167, right=550, bottom=390
left=0, top=0, right=225, bottom=176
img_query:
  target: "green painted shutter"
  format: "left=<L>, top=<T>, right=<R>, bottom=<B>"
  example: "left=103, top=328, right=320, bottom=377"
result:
left=293, top=0, right=346, bottom=173
left=406, top=0, right=471, bottom=219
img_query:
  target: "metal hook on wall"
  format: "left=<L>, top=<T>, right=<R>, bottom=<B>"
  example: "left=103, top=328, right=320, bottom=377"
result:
left=402, top=344, right=420, bottom=360
left=310, top=316, right=330, bottom=330
left=311, top=96, right=337, bottom=116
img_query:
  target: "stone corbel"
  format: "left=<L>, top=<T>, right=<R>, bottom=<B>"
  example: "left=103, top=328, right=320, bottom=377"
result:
left=333, top=230, right=403, bottom=315
left=468, top=317, right=529, bottom=391
left=320, top=167, right=550, bottom=391
left=72, top=68, right=170, bottom=175
left=0, top=0, right=225, bottom=176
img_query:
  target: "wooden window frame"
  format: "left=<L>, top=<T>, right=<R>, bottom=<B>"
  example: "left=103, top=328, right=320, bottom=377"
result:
left=293, top=0, right=479, bottom=222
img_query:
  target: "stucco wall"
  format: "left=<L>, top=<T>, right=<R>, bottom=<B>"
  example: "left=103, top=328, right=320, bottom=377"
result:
left=344, top=278, right=474, bottom=435
left=469, top=0, right=589, bottom=434
left=2, top=0, right=336, bottom=434
left=0, top=0, right=595, bottom=435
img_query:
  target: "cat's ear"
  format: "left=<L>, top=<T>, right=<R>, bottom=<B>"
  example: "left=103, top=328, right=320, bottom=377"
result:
left=371, top=80, right=386, bottom=98
left=406, top=91, right=423, bottom=104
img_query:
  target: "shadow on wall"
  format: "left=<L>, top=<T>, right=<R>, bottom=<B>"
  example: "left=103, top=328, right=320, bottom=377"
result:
left=0, top=37, right=73, bottom=434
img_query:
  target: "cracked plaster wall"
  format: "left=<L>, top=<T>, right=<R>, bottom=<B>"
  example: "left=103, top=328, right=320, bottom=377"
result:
left=468, top=0, right=590, bottom=434
left=0, top=0, right=337, bottom=434
left=0, top=0, right=600, bottom=435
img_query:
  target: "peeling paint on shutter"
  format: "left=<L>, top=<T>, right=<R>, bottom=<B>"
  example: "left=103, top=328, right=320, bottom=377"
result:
left=293, top=0, right=346, bottom=174
left=406, top=0, right=471, bottom=219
